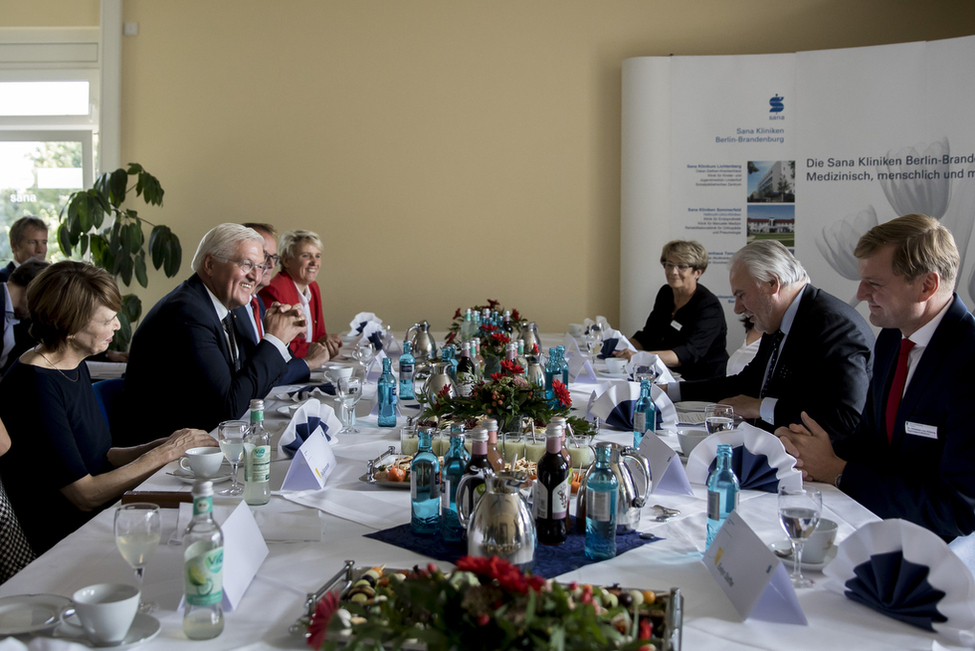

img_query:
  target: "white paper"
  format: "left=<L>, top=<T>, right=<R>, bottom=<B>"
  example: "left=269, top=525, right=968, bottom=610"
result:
left=561, top=333, right=583, bottom=359
left=638, top=432, right=694, bottom=496
left=365, top=349, right=388, bottom=383
left=567, top=354, right=599, bottom=383
left=280, top=430, right=337, bottom=491
left=703, top=511, right=807, bottom=625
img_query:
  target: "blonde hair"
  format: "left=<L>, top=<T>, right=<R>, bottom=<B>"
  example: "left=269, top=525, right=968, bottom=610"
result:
left=660, top=240, right=709, bottom=273
left=279, top=230, right=322, bottom=262
left=854, top=213, right=958, bottom=288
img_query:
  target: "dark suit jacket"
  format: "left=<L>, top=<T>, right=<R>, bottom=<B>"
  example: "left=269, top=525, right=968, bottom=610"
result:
left=121, top=274, right=288, bottom=445
left=0, top=262, right=15, bottom=283
left=633, top=283, right=728, bottom=380
left=258, top=271, right=327, bottom=359
left=680, top=284, right=874, bottom=441
left=1, top=282, right=34, bottom=376
left=232, top=296, right=310, bottom=386
left=835, top=295, right=975, bottom=541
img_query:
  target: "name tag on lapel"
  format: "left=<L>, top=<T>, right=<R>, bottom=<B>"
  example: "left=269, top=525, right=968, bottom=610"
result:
left=670, top=320, right=682, bottom=332
left=905, top=421, right=938, bottom=439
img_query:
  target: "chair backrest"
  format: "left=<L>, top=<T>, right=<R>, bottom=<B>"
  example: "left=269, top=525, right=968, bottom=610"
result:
left=92, top=378, right=125, bottom=430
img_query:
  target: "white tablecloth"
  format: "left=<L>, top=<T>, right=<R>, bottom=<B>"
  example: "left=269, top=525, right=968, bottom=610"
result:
left=0, top=338, right=955, bottom=651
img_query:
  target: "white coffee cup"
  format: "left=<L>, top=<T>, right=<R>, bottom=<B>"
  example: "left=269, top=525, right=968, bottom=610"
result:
left=803, top=518, right=838, bottom=563
left=325, top=364, right=353, bottom=383
left=61, top=583, right=139, bottom=645
left=605, top=357, right=627, bottom=376
left=179, top=447, right=224, bottom=478
left=568, top=323, right=584, bottom=337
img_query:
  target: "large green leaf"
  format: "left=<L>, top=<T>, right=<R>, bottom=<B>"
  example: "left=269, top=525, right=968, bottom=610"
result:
left=164, top=235, right=182, bottom=277
left=120, top=293, right=142, bottom=322
left=89, top=234, right=110, bottom=268
left=134, top=253, right=148, bottom=288
left=106, top=168, right=129, bottom=207
left=57, top=222, right=72, bottom=256
left=118, top=254, right=134, bottom=286
left=78, top=233, right=88, bottom=257
left=135, top=169, right=164, bottom=206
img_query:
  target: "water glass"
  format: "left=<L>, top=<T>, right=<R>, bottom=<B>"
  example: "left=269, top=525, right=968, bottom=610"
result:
left=337, top=377, right=362, bottom=434
left=114, top=503, right=161, bottom=614
left=705, top=404, right=736, bottom=434
left=217, top=420, right=248, bottom=496
left=778, top=485, right=822, bottom=588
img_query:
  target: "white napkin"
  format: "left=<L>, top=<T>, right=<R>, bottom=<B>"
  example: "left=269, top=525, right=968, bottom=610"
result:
left=277, top=398, right=343, bottom=458
left=823, top=519, right=975, bottom=645
left=625, top=351, right=676, bottom=384
left=357, top=321, right=386, bottom=347
left=348, top=312, right=383, bottom=336
left=365, top=349, right=388, bottom=383
left=601, top=329, right=638, bottom=353
left=684, top=423, right=802, bottom=490
left=589, top=381, right=678, bottom=431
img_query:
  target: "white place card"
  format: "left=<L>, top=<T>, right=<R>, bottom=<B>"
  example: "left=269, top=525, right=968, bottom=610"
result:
left=638, top=432, right=694, bottom=496
left=177, top=501, right=269, bottom=613
left=567, top=353, right=599, bottom=383
left=281, top=429, right=337, bottom=491
left=561, top=333, right=583, bottom=359
left=366, top=349, right=388, bottom=383
left=703, top=511, right=807, bottom=625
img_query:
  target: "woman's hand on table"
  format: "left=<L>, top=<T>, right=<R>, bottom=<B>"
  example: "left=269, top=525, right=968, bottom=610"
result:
left=614, top=349, right=635, bottom=361
left=320, top=333, right=343, bottom=357
left=305, top=342, right=331, bottom=368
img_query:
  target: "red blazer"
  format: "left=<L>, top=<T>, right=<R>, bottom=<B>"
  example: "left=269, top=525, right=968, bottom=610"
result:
left=258, top=271, right=327, bottom=358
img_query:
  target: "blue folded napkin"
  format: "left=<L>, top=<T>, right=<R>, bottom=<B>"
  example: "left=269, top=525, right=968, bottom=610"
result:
left=282, top=415, right=332, bottom=456
left=286, top=383, right=336, bottom=399
left=604, top=398, right=664, bottom=432
left=355, top=320, right=369, bottom=334
left=844, top=551, right=948, bottom=631
left=597, top=338, right=619, bottom=359
left=364, top=523, right=662, bottom=578
left=368, top=330, right=384, bottom=352
left=707, top=445, right=779, bottom=493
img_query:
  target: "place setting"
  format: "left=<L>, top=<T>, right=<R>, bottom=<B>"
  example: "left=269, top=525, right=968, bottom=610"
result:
left=167, top=446, right=233, bottom=485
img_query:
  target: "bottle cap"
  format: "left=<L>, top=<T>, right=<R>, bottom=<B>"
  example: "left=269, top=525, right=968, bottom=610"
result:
left=545, top=423, right=563, bottom=438
left=249, top=398, right=264, bottom=411
left=192, top=480, right=214, bottom=497
left=482, top=419, right=498, bottom=432
left=469, top=428, right=488, bottom=442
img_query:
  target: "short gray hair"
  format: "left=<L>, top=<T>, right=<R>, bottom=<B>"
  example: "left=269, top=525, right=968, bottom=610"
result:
left=730, top=240, right=809, bottom=288
left=191, top=223, right=263, bottom=272
left=279, top=229, right=322, bottom=262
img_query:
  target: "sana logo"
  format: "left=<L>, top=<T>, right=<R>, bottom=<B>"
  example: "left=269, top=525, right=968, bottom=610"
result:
left=769, top=95, right=785, bottom=113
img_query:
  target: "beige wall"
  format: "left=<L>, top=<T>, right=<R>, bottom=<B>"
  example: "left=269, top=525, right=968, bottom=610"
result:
left=5, top=1, right=975, bottom=334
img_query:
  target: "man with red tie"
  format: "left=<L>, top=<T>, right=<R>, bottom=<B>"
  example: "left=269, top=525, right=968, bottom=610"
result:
left=778, top=213, right=975, bottom=541
left=235, top=223, right=329, bottom=384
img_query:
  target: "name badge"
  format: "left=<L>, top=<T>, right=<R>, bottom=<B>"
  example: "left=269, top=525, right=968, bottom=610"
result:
left=670, top=320, right=682, bottom=332
left=905, top=421, right=938, bottom=439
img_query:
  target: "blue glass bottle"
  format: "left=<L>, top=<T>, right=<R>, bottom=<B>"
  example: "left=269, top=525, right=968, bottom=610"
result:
left=440, top=428, right=470, bottom=541
left=399, top=341, right=415, bottom=400
left=377, top=357, right=398, bottom=427
left=556, top=346, right=569, bottom=386
left=585, top=441, right=618, bottom=560
left=706, top=444, right=740, bottom=550
left=411, top=427, right=441, bottom=536
left=633, top=378, right=656, bottom=449
left=544, top=347, right=559, bottom=406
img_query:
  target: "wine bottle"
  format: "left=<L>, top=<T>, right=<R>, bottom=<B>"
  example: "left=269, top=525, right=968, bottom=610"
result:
left=534, top=422, right=570, bottom=546
left=482, top=419, right=504, bottom=472
left=455, top=342, right=477, bottom=397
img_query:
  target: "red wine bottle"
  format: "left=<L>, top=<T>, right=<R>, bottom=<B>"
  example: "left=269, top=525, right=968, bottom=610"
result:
left=534, top=422, right=570, bottom=545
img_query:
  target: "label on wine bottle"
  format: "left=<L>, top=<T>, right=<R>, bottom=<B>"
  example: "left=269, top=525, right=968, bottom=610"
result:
left=456, top=372, right=475, bottom=397
left=534, top=477, right=570, bottom=520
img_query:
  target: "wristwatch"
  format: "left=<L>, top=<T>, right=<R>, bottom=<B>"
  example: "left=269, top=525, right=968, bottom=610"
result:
left=833, top=472, right=843, bottom=489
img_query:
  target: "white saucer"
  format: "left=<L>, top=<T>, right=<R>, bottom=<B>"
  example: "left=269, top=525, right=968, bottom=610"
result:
left=171, top=465, right=232, bottom=485
left=768, top=539, right=837, bottom=572
left=56, top=612, right=161, bottom=648
left=597, top=370, right=626, bottom=379
left=0, top=593, right=72, bottom=635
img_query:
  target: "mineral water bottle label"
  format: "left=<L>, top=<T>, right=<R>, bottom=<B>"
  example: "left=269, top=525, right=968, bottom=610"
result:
left=587, top=489, right=613, bottom=522
left=634, top=411, right=647, bottom=433
left=441, top=479, right=451, bottom=509
left=248, top=446, right=270, bottom=483
left=400, top=363, right=413, bottom=375
left=192, top=496, right=212, bottom=518
left=184, top=542, right=223, bottom=606
left=707, top=489, right=738, bottom=519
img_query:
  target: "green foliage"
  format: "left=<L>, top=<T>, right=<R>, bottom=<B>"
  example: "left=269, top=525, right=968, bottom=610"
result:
left=58, top=164, right=181, bottom=351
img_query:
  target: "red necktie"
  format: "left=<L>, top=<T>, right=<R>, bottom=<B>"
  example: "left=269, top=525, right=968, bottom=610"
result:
left=251, top=297, right=263, bottom=339
left=885, top=338, right=915, bottom=443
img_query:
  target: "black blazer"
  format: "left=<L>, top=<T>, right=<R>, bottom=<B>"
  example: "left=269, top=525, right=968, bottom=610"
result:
left=632, top=283, right=728, bottom=381
left=122, top=274, right=288, bottom=445
left=232, top=295, right=311, bottom=386
left=0, top=262, right=14, bottom=283
left=680, top=284, right=874, bottom=441
left=836, top=294, right=975, bottom=541
left=0, top=281, right=34, bottom=376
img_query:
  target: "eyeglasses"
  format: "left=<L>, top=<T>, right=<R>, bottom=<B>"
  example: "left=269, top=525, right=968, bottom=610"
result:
left=264, top=253, right=281, bottom=267
left=661, top=262, right=693, bottom=271
left=217, top=257, right=267, bottom=274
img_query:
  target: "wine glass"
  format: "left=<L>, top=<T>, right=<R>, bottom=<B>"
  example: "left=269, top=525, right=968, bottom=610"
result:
left=634, top=364, right=658, bottom=385
left=705, top=404, right=736, bottom=434
left=337, top=376, right=362, bottom=434
left=353, top=339, right=376, bottom=378
left=217, top=419, right=247, bottom=496
left=584, top=327, right=602, bottom=365
left=114, top=503, right=161, bottom=614
left=778, top=486, right=822, bottom=588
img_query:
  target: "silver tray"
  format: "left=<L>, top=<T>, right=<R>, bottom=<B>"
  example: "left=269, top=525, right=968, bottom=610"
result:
left=358, top=446, right=412, bottom=489
left=290, top=561, right=682, bottom=651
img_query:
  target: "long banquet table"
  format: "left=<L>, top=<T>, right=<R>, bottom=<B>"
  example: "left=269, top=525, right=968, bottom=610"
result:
left=0, top=338, right=955, bottom=650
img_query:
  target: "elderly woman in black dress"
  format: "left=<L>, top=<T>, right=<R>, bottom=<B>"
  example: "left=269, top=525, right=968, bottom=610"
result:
left=617, top=240, right=728, bottom=380
left=0, top=261, right=215, bottom=555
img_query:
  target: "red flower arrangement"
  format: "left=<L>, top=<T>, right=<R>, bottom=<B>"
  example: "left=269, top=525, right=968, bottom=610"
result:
left=500, top=359, right=524, bottom=376
left=455, top=555, right=546, bottom=594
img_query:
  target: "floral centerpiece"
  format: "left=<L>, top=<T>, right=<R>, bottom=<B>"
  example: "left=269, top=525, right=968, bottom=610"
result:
left=420, top=359, right=576, bottom=435
left=445, top=299, right=521, bottom=343
left=306, top=556, right=660, bottom=651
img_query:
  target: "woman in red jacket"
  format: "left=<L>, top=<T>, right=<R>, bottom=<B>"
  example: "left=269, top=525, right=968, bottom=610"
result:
left=259, top=230, right=342, bottom=357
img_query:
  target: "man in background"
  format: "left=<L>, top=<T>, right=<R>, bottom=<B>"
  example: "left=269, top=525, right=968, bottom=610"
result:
left=778, top=214, right=975, bottom=542
left=665, top=240, right=874, bottom=442
left=236, top=222, right=329, bottom=384
left=0, top=216, right=48, bottom=282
